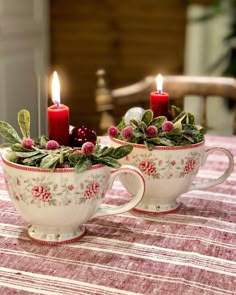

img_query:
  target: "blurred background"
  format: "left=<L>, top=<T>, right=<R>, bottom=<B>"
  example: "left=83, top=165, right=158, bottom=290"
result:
left=0, top=0, right=235, bottom=138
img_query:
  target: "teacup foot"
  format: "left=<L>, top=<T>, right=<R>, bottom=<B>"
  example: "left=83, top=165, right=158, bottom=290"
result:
left=133, top=202, right=180, bottom=215
left=27, top=225, right=86, bottom=245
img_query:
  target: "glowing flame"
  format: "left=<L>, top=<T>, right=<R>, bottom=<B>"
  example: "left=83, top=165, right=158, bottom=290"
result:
left=51, top=71, right=60, bottom=105
left=155, top=74, right=163, bottom=93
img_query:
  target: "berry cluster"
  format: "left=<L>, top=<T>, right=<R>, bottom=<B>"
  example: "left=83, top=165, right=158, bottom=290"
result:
left=22, top=126, right=97, bottom=155
left=107, top=106, right=204, bottom=149
left=108, top=120, right=174, bottom=141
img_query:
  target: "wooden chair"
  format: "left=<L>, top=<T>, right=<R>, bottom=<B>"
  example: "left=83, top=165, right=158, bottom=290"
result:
left=95, top=69, right=236, bottom=135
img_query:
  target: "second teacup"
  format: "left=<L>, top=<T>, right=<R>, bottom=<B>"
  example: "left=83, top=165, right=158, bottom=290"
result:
left=110, top=137, right=234, bottom=214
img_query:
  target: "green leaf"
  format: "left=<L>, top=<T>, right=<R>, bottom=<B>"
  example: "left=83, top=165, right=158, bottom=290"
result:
left=170, top=105, right=182, bottom=120
left=97, top=147, right=115, bottom=157
left=96, top=157, right=121, bottom=168
left=147, top=136, right=161, bottom=145
left=40, top=135, right=48, bottom=148
left=11, top=143, right=33, bottom=152
left=141, top=109, right=153, bottom=125
left=74, top=158, right=93, bottom=173
left=133, top=128, right=145, bottom=138
left=68, top=152, right=85, bottom=166
left=15, top=150, right=41, bottom=158
left=40, top=154, right=60, bottom=169
left=117, top=118, right=126, bottom=130
left=186, top=112, right=195, bottom=125
left=172, top=111, right=187, bottom=124
left=18, top=109, right=30, bottom=138
left=139, top=121, right=147, bottom=133
left=22, top=154, right=47, bottom=165
left=111, top=144, right=133, bottom=159
left=150, top=116, right=167, bottom=128
left=159, top=138, right=174, bottom=146
left=0, top=121, right=22, bottom=144
left=129, top=119, right=140, bottom=128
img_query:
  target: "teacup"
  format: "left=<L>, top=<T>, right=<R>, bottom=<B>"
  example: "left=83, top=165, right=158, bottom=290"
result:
left=1, top=150, right=145, bottom=244
left=110, top=137, right=234, bottom=214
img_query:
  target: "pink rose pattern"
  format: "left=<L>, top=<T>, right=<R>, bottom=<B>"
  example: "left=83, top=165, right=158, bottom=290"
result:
left=4, top=172, right=106, bottom=207
left=84, top=182, right=100, bottom=199
left=139, top=160, right=157, bottom=176
left=184, top=159, right=196, bottom=174
left=130, top=152, right=200, bottom=179
left=32, top=185, right=52, bottom=202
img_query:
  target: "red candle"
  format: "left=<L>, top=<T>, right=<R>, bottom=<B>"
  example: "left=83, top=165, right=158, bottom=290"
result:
left=150, top=74, right=169, bottom=118
left=48, top=72, right=69, bottom=146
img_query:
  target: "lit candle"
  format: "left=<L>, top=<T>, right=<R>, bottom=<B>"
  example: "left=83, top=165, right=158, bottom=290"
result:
left=150, top=74, right=169, bottom=118
left=48, top=71, right=69, bottom=146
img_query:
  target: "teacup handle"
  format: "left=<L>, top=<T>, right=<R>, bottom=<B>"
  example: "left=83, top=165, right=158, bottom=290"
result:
left=93, top=165, right=145, bottom=217
left=190, top=147, right=234, bottom=191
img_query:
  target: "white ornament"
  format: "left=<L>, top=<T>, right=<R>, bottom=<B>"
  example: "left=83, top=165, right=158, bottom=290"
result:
left=124, top=107, right=145, bottom=126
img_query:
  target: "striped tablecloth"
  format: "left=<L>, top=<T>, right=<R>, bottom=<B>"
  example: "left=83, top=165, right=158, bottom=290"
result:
left=0, top=135, right=236, bottom=295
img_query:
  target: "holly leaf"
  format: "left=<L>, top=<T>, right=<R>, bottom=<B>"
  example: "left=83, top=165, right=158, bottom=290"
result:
left=18, top=109, right=30, bottom=138
left=0, top=121, right=22, bottom=144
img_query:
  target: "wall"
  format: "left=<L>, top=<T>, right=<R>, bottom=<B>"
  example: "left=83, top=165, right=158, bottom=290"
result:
left=184, top=3, right=233, bottom=135
left=0, top=0, right=50, bottom=142
left=50, top=0, right=188, bottom=133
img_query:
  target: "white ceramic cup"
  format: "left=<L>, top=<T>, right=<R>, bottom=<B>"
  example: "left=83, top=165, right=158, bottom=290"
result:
left=110, top=137, right=234, bottom=214
left=2, top=150, right=145, bottom=244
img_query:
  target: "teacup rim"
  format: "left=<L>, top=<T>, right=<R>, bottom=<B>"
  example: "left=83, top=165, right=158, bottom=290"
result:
left=109, top=136, right=205, bottom=150
left=1, top=150, right=104, bottom=173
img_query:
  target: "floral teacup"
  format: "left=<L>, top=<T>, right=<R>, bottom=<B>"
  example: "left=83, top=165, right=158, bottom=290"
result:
left=2, top=150, right=145, bottom=244
left=110, top=137, right=234, bottom=214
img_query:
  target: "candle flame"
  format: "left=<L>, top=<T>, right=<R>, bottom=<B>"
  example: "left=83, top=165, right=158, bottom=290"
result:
left=155, top=74, right=163, bottom=93
left=51, top=71, right=60, bottom=105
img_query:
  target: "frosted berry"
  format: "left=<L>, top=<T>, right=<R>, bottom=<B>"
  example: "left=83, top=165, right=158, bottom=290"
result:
left=70, top=126, right=97, bottom=147
left=82, top=142, right=94, bottom=154
left=162, top=121, right=174, bottom=133
left=146, top=125, right=158, bottom=137
left=121, top=126, right=133, bottom=140
left=46, top=140, right=59, bottom=150
left=108, top=126, right=119, bottom=137
left=22, top=138, right=34, bottom=149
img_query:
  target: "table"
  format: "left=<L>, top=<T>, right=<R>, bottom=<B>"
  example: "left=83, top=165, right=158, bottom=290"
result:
left=0, top=135, right=236, bottom=295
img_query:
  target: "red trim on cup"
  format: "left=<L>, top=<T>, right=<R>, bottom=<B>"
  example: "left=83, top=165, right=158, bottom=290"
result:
left=1, top=153, right=104, bottom=172
left=110, top=136, right=204, bottom=150
left=27, top=230, right=86, bottom=245
left=132, top=205, right=180, bottom=215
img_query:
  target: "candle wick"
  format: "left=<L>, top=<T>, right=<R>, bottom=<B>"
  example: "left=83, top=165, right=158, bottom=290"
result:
left=56, top=102, right=60, bottom=108
left=158, top=90, right=162, bottom=94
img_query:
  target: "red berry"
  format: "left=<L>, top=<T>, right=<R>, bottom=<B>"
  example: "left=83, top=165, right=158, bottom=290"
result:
left=146, top=125, right=158, bottom=137
left=162, top=121, right=174, bottom=132
left=22, top=138, right=34, bottom=149
left=46, top=140, right=59, bottom=150
left=81, top=142, right=94, bottom=154
left=108, top=126, right=119, bottom=137
left=70, top=126, right=97, bottom=147
left=57, top=162, right=70, bottom=168
left=121, top=126, right=133, bottom=139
